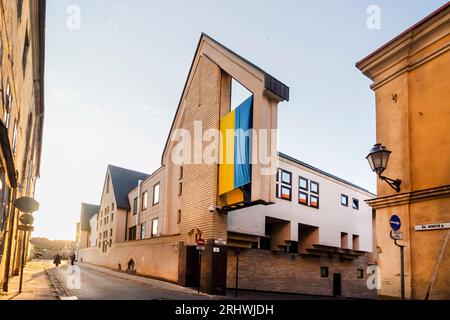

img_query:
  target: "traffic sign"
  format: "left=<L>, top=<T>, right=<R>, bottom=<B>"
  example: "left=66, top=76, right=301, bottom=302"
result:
left=18, top=225, right=34, bottom=232
left=196, top=246, right=205, bottom=251
left=196, top=238, right=206, bottom=246
left=390, top=230, right=403, bottom=240
left=390, top=215, right=401, bottom=231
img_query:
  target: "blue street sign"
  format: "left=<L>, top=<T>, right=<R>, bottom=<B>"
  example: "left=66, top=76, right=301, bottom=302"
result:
left=390, top=215, right=401, bottom=231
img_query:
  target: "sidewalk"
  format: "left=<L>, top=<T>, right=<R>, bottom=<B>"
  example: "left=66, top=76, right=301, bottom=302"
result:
left=0, top=260, right=57, bottom=300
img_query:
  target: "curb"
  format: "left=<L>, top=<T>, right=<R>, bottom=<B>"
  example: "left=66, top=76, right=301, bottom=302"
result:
left=45, top=268, right=73, bottom=299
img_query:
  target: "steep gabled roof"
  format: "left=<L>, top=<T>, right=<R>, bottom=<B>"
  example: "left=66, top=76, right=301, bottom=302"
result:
left=80, top=203, right=99, bottom=231
left=162, top=33, right=290, bottom=165
left=108, top=165, right=149, bottom=210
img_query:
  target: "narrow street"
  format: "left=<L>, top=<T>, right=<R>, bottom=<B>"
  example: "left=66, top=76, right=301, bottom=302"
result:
left=50, top=263, right=210, bottom=300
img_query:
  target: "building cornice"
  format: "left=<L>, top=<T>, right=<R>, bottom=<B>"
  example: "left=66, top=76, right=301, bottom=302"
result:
left=365, top=185, right=450, bottom=209
left=356, top=3, right=450, bottom=89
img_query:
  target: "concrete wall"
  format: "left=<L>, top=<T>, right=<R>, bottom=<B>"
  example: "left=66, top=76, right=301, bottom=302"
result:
left=226, top=248, right=376, bottom=299
left=78, top=236, right=181, bottom=283
left=228, top=156, right=374, bottom=252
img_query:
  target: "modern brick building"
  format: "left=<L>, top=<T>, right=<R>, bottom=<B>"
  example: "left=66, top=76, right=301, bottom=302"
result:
left=78, top=33, right=375, bottom=298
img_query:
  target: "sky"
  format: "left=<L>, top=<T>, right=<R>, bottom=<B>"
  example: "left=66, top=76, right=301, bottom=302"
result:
left=33, top=0, right=449, bottom=240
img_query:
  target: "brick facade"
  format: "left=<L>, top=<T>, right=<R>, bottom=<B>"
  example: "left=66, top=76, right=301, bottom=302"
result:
left=227, top=248, right=376, bottom=299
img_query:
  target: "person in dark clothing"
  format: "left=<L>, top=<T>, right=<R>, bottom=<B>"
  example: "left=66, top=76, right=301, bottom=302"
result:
left=70, top=253, right=76, bottom=266
left=53, top=253, right=61, bottom=267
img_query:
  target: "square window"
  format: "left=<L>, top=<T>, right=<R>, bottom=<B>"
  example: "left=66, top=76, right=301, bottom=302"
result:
left=280, top=186, right=292, bottom=201
left=299, top=177, right=309, bottom=191
left=298, top=192, right=308, bottom=206
left=280, top=170, right=292, bottom=185
left=352, top=198, right=359, bottom=210
left=321, top=267, right=329, bottom=278
left=341, top=194, right=349, bottom=207
left=357, top=269, right=364, bottom=279
left=310, top=181, right=319, bottom=194
left=310, top=195, right=319, bottom=209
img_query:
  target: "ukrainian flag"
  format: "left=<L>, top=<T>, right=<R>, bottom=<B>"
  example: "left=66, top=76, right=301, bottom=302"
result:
left=219, top=96, right=253, bottom=197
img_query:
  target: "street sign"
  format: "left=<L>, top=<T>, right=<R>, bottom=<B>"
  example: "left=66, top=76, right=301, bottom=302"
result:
left=18, top=225, right=34, bottom=232
left=390, top=215, right=401, bottom=231
left=19, top=213, right=34, bottom=226
left=196, top=246, right=206, bottom=251
left=415, top=222, right=450, bottom=232
left=196, top=238, right=206, bottom=246
left=390, top=230, right=403, bottom=240
left=213, top=247, right=220, bottom=253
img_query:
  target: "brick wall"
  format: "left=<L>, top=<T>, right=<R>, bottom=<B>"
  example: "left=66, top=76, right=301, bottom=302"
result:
left=226, top=248, right=376, bottom=299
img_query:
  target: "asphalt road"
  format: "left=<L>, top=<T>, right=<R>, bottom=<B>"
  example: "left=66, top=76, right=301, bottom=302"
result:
left=50, top=263, right=209, bottom=300
left=50, top=262, right=340, bottom=300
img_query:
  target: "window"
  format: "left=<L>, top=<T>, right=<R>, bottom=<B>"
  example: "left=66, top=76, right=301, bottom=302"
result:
left=179, top=167, right=183, bottom=180
left=178, top=182, right=183, bottom=196
left=111, top=203, right=115, bottom=211
left=109, top=239, right=112, bottom=247
left=352, top=198, right=359, bottom=210
left=99, top=233, right=101, bottom=240
left=140, top=223, right=146, bottom=240
left=128, top=226, right=137, bottom=241
left=321, top=267, right=329, bottom=278
left=153, top=183, right=160, bottom=205
left=299, top=177, right=309, bottom=191
left=142, top=191, right=148, bottom=210
left=341, top=194, right=349, bottom=207
left=106, top=174, right=109, bottom=193
left=151, top=219, right=158, bottom=237
left=18, top=0, right=24, bottom=19
left=276, top=169, right=292, bottom=201
left=12, top=120, right=18, bottom=154
left=357, top=269, right=364, bottom=279
left=4, top=82, right=12, bottom=128
left=177, top=210, right=182, bottom=224
left=298, top=192, right=308, bottom=206
left=110, top=229, right=113, bottom=237
left=133, top=197, right=138, bottom=215
left=310, top=181, right=319, bottom=194
left=111, top=213, right=114, bottom=221
left=22, top=30, right=29, bottom=74
left=310, top=195, right=319, bottom=209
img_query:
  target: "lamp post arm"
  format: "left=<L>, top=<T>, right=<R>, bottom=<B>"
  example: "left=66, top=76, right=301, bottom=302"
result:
left=379, top=175, right=402, bottom=193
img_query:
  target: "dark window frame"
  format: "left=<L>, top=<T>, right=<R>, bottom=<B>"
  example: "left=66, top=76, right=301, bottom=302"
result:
left=142, top=191, right=148, bottom=210
left=22, top=30, right=29, bottom=75
left=310, top=181, right=320, bottom=195
left=298, top=191, right=309, bottom=206
left=276, top=168, right=292, bottom=202
left=352, top=198, right=360, bottom=210
left=133, top=197, right=138, bottom=215
left=321, top=267, right=329, bottom=278
left=357, top=269, right=364, bottom=279
left=310, top=194, right=320, bottom=209
left=299, top=176, right=309, bottom=191
left=341, top=194, right=349, bottom=207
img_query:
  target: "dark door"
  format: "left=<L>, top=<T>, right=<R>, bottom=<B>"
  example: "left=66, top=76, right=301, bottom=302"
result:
left=333, top=273, right=342, bottom=296
left=185, top=246, right=199, bottom=288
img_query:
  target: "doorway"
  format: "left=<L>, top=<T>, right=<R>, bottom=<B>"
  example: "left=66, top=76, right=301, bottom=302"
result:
left=333, top=273, right=342, bottom=296
left=185, top=246, right=199, bottom=288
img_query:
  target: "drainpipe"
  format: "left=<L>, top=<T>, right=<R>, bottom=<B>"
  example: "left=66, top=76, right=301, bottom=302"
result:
left=136, top=180, right=142, bottom=240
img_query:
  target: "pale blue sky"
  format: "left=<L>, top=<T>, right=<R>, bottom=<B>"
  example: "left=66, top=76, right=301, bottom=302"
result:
left=34, top=0, right=448, bottom=240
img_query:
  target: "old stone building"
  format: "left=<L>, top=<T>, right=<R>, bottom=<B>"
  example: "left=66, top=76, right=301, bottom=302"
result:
left=0, top=0, right=46, bottom=292
left=357, top=3, right=450, bottom=299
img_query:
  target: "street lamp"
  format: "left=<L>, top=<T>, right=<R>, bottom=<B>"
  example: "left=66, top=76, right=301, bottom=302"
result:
left=366, top=144, right=402, bottom=192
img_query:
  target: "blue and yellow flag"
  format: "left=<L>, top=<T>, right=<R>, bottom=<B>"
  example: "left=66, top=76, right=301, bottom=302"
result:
left=219, top=96, right=253, bottom=196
